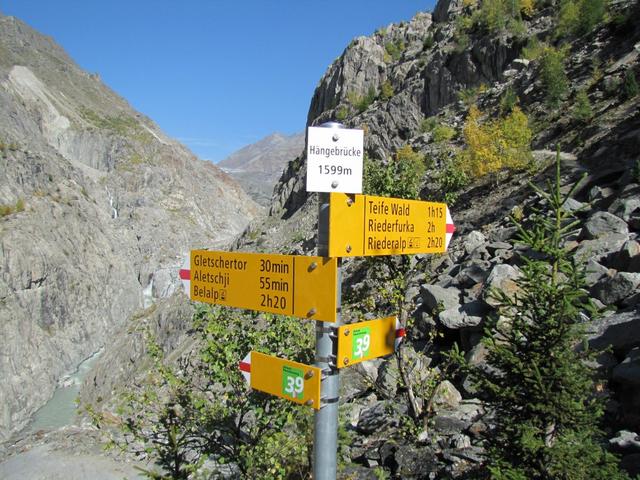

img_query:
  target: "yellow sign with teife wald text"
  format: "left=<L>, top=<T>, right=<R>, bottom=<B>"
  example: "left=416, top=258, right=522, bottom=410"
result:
left=327, top=193, right=455, bottom=257
left=187, top=250, right=338, bottom=322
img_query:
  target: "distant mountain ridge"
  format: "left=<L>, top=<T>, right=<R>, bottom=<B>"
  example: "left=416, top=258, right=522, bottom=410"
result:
left=218, top=132, right=304, bottom=206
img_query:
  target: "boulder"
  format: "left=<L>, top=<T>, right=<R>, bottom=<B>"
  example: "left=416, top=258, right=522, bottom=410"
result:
left=463, top=230, right=487, bottom=255
left=591, top=272, right=640, bottom=305
left=574, top=233, right=630, bottom=263
left=610, top=240, right=640, bottom=272
left=438, top=305, right=483, bottom=330
left=482, top=264, right=521, bottom=307
left=432, top=380, right=463, bottom=411
left=580, top=211, right=629, bottom=240
left=587, top=309, right=640, bottom=353
left=610, top=430, right=640, bottom=453
left=612, top=348, right=640, bottom=387
left=394, top=444, right=438, bottom=478
left=421, top=284, right=461, bottom=312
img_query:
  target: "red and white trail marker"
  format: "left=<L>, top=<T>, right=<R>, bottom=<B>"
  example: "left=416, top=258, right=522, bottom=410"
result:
left=179, top=256, right=190, bottom=295
left=239, top=352, right=251, bottom=385
left=395, top=317, right=406, bottom=350
left=445, top=206, right=455, bottom=250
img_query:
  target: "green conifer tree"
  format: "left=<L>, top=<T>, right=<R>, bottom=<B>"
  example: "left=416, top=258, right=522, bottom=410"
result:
left=463, top=154, right=630, bottom=479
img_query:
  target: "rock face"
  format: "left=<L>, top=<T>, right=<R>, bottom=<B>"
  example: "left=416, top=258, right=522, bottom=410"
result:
left=0, top=14, right=259, bottom=439
left=218, top=132, right=304, bottom=206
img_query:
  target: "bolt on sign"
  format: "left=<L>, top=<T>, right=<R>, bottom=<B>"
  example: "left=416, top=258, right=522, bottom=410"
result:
left=306, top=126, right=364, bottom=193
left=327, top=192, right=455, bottom=257
left=336, top=316, right=404, bottom=368
left=239, top=351, right=322, bottom=410
left=184, top=250, right=338, bottom=322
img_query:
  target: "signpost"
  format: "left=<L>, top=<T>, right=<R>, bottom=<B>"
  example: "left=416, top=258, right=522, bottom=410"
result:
left=327, top=192, right=455, bottom=257
left=336, top=316, right=405, bottom=368
left=306, top=125, right=364, bottom=193
left=182, top=250, right=338, bottom=322
left=239, top=351, right=322, bottom=410
left=181, top=121, right=455, bottom=480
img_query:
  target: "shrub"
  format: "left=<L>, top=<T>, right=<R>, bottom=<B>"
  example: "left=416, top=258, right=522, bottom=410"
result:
left=573, top=89, right=594, bottom=122
left=420, top=117, right=438, bottom=134
left=335, top=105, right=349, bottom=121
left=556, top=0, right=606, bottom=37
left=432, top=124, right=457, bottom=143
left=347, top=86, right=377, bottom=113
left=380, top=80, right=394, bottom=100
left=540, top=47, right=569, bottom=106
left=522, top=37, right=546, bottom=60
left=363, top=146, right=427, bottom=199
left=438, top=158, right=469, bottom=204
left=423, top=34, right=435, bottom=50
left=577, top=0, right=606, bottom=34
left=384, top=40, right=406, bottom=62
left=473, top=0, right=533, bottom=33
left=103, top=308, right=315, bottom=479
left=499, top=86, right=520, bottom=114
left=623, top=68, right=639, bottom=100
left=0, top=198, right=25, bottom=217
left=457, top=105, right=532, bottom=177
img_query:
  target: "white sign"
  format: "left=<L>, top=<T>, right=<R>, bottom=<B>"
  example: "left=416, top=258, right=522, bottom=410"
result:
left=306, top=126, right=363, bottom=193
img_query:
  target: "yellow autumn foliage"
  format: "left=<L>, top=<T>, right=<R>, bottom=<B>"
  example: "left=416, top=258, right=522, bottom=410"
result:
left=457, top=105, right=532, bottom=177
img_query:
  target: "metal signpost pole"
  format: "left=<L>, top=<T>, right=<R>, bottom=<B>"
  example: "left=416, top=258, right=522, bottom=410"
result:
left=313, top=121, right=345, bottom=480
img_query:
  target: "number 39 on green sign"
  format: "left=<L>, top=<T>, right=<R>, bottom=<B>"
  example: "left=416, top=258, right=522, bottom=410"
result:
left=352, top=327, right=371, bottom=360
left=282, top=365, right=304, bottom=399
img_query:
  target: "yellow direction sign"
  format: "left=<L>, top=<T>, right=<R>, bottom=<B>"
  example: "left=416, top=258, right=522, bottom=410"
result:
left=327, top=193, right=455, bottom=257
left=336, top=316, right=404, bottom=368
left=187, top=251, right=338, bottom=322
left=240, top=351, right=322, bottom=410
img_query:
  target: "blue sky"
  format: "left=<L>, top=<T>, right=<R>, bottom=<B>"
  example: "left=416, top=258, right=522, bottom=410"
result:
left=2, top=1, right=435, bottom=162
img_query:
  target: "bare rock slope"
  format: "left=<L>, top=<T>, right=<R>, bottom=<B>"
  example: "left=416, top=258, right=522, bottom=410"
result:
left=0, top=14, right=259, bottom=439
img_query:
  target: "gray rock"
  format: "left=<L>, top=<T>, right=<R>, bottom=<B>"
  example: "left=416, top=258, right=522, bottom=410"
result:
left=438, top=306, right=483, bottom=329
left=433, top=0, right=463, bottom=22
left=376, top=357, right=401, bottom=398
left=357, top=400, right=405, bottom=434
left=612, top=348, right=640, bottom=387
left=591, top=272, right=640, bottom=305
left=621, top=453, right=640, bottom=477
left=455, top=262, right=491, bottom=288
left=432, top=380, right=462, bottom=411
left=482, top=264, right=521, bottom=307
left=610, top=240, right=640, bottom=272
left=585, top=259, right=611, bottom=286
left=562, top=197, right=587, bottom=213
left=394, top=444, right=438, bottom=478
left=432, top=414, right=470, bottom=435
left=574, top=233, right=630, bottom=263
left=609, top=185, right=640, bottom=222
left=588, top=309, right=640, bottom=352
left=610, top=431, right=640, bottom=453
left=464, top=230, right=487, bottom=255
left=421, top=284, right=461, bottom=312
left=580, top=211, right=629, bottom=240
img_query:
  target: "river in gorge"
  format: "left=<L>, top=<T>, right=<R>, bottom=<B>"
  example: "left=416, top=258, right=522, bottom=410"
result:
left=25, top=348, right=103, bottom=432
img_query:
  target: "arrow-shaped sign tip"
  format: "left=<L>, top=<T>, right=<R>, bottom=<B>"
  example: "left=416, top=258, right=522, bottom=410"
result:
left=445, top=206, right=455, bottom=250
left=239, top=352, right=251, bottom=385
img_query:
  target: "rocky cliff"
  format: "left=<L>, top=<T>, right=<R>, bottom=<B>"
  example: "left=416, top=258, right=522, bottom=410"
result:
left=0, top=14, right=259, bottom=440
